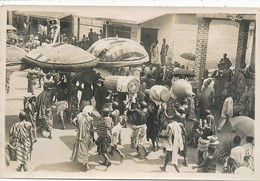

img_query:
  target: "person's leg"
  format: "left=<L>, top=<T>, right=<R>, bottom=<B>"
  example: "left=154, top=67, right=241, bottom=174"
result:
left=136, top=146, right=140, bottom=157
left=217, top=116, right=226, bottom=132
left=160, top=151, right=170, bottom=171
left=82, top=163, right=89, bottom=171
left=152, top=140, right=156, bottom=151
left=156, top=140, right=159, bottom=151
left=30, top=125, right=37, bottom=142
left=143, top=146, right=149, bottom=157
left=118, top=130, right=122, bottom=145
left=173, top=164, right=180, bottom=172
left=197, top=150, right=204, bottom=165
left=130, top=135, right=135, bottom=148
left=16, top=164, right=23, bottom=171
left=103, top=153, right=111, bottom=167
left=114, top=145, right=125, bottom=163
left=23, top=164, right=28, bottom=172
left=59, top=112, right=65, bottom=130
left=109, top=146, right=114, bottom=155
left=181, top=144, right=188, bottom=167
left=48, top=131, right=52, bottom=139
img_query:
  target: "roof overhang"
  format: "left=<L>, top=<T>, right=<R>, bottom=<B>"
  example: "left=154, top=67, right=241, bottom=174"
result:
left=196, top=13, right=255, bottom=21
left=15, top=11, right=71, bottom=20
left=73, top=8, right=169, bottom=25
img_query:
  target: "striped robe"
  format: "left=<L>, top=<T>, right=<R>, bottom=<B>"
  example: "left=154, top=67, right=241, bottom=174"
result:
left=96, top=117, right=113, bottom=155
left=9, top=122, right=32, bottom=164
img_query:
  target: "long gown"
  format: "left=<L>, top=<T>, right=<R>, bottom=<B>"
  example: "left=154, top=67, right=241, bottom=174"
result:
left=71, top=113, right=93, bottom=164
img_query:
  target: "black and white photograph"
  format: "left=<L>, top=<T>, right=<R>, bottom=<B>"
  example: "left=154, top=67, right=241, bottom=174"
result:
left=0, top=4, right=258, bottom=180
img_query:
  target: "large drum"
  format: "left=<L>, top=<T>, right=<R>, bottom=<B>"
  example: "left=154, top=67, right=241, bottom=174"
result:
left=104, top=76, right=140, bottom=94
left=146, top=85, right=171, bottom=104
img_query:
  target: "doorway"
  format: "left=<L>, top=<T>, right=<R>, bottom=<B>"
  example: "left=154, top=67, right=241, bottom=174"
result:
left=141, top=28, right=158, bottom=62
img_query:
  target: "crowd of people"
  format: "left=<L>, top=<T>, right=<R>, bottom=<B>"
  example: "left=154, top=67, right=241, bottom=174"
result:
left=6, top=23, right=255, bottom=174
left=7, top=25, right=104, bottom=53
left=6, top=51, right=255, bottom=174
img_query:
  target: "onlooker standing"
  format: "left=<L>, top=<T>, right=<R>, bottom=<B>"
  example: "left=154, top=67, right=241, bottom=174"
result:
left=88, top=28, right=94, bottom=46
left=150, top=40, right=159, bottom=66
left=219, top=53, right=232, bottom=68
left=160, top=38, right=169, bottom=66
left=217, top=92, right=235, bottom=132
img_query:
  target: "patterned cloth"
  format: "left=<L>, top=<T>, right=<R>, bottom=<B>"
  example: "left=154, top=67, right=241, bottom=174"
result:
left=131, top=124, right=147, bottom=149
left=96, top=117, right=113, bottom=155
left=9, top=121, right=32, bottom=164
left=164, top=121, right=184, bottom=164
left=71, top=113, right=93, bottom=164
left=54, top=101, right=68, bottom=116
left=36, top=90, right=53, bottom=132
left=197, top=156, right=216, bottom=173
left=68, top=86, right=79, bottom=121
left=243, top=143, right=254, bottom=170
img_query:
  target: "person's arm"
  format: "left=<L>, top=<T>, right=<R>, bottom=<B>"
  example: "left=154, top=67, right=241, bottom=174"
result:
left=78, top=83, right=83, bottom=91
left=71, top=117, right=78, bottom=129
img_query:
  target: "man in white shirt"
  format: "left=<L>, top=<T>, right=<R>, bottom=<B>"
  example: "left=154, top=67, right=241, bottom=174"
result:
left=217, top=92, right=235, bottom=132
left=230, top=135, right=245, bottom=167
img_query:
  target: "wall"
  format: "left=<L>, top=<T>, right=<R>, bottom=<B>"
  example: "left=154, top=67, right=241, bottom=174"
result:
left=78, top=17, right=103, bottom=41
left=73, top=14, right=255, bottom=70
left=141, top=14, right=177, bottom=64
left=140, top=14, right=198, bottom=66
left=206, top=20, right=239, bottom=70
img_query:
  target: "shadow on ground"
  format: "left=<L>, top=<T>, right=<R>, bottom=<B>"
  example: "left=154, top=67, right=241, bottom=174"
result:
left=33, top=161, right=80, bottom=172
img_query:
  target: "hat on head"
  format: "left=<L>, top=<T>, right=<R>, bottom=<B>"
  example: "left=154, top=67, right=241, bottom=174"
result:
left=103, top=107, right=111, bottom=113
left=83, top=105, right=93, bottom=115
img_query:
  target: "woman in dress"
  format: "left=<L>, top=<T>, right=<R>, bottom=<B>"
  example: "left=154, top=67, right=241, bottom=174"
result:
left=71, top=105, right=94, bottom=171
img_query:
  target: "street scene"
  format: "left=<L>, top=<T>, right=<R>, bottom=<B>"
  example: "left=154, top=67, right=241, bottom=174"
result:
left=4, top=9, right=255, bottom=178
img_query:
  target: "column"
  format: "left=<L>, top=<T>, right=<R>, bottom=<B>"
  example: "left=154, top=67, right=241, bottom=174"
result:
left=77, top=18, right=80, bottom=41
left=235, top=21, right=250, bottom=75
left=250, top=24, right=255, bottom=67
left=194, top=18, right=211, bottom=91
left=7, top=11, right=13, bottom=25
